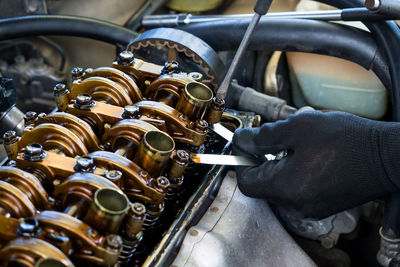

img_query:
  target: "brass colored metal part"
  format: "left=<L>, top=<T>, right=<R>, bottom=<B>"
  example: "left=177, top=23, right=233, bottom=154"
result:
left=207, top=97, right=225, bottom=124
left=15, top=151, right=79, bottom=183
left=35, top=210, right=121, bottom=265
left=85, top=188, right=129, bottom=234
left=0, top=238, right=74, bottom=267
left=19, top=123, right=89, bottom=157
left=134, top=131, right=175, bottom=178
left=68, top=100, right=206, bottom=146
left=53, top=83, right=70, bottom=112
left=0, top=167, right=50, bottom=210
left=89, top=151, right=166, bottom=204
left=125, top=203, right=145, bottom=236
left=3, top=130, right=20, bottom=160
left=113, top=58, right=162, bottom=89
left=135, top=101, right=206, bottom=146
left=83, top=67, right=142, bottom=103
left=70, top=77, right=133, bottom=107
left=0, top=215, right=21, bottom=242
left=54, top=172, right=120, bottom=219
left=67, top=100, right=123, bottom=135
left=101, top=119, right=159, bottom=155
left=119, top=203, right=145, bottom=263
left=176, top=81, right=213, bottom=121
left=36, top=112, right=100, bottom=152
left=144, top=74, right=192, bottom=106
left=0, top=180, right=36, bottom=217
left=168, top=150, right=189, bottom=180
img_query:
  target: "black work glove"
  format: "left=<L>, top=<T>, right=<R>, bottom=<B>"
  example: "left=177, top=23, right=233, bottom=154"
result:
left=233, top=111, right=400, bottom=219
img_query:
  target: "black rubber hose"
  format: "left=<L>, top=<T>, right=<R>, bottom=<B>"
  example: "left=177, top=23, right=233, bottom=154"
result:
left=180, top=19, right=391, bottom=93
left=0, top=15, right=138, bottom=47
left=315, top=0, right=400, bottom=121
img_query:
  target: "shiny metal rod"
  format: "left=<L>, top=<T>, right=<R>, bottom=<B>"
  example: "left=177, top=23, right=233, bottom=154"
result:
left=142, top=8, right=395, bottom=28
left=216, top=13, right=262, bottom=100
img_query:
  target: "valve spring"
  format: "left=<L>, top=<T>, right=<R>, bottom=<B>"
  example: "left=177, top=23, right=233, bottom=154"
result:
left=142, top=202, right=164, bottom=231
left=164, top=179, right=184, bottom=204
left=118, top=234, right=143, bottom=264
left=204, top=130, right=221, bottom=151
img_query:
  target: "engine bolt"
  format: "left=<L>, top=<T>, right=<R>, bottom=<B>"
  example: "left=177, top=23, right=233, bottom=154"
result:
left=188, top=72, right=203, bottom=81
left=106, top=234, right=123, bottom=251
left=154, top=176, right=170, bottom=193
left=74, top=156, right=96, bottom=173
left=175, top=150, right=189, bottom=164
left=106, top=169, right=122, bottom=179
left=71, top=67, right=85, bottom=80
left=53, top=83, right=70, bottom=112
left=117, top=51, right=135, bottom=66
left=74, top=94, right=95, bottom=110
left=53, top=83, right=69, bottom=96
left=195, top=119, right=208, bottom=133
left=3, top=130, right=19, bottom=145
left=105, top=169, right=122, bottom=187
left=122, top=105, right=140, bottom=119
left=18, top=218, right=41, bottom=237
left=211, top=97, right=225, bottom=111
left=132, top=202, right=146, bottom=217
left=24, top=111, right=38, bottom=126
left=161, top=61, right=179, bottom=74
left=23, top=143, right=46, bottom=162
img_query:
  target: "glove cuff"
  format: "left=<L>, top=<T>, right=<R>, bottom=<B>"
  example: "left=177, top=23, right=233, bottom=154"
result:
left=380, top=123, right=400, bottom=190
left=344, top=116, right=395, bottom=195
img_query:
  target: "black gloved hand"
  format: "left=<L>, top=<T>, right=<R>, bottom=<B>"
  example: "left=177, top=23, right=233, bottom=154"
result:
left=233, top=111, right=400, bottom=219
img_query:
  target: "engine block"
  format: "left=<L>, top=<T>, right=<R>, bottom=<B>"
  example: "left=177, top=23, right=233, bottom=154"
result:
left=0, top=50, right=234, bottom=266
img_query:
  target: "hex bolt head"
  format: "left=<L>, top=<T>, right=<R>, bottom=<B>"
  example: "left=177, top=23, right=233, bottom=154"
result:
left=3, top=130, right=19, bottom=145
left=105, top=169, right=122, bottom=180
left=161, top=61, right=179, bottom=74
left=74, top=94, right=95, bottom=110
left=74, top=156, right=96, bottom=173
left=154, top=176, right=170, bottom=192
left=71, top=67, right=84, bottom=80
left=18, top=218, right=41, bottom=237
left=117, top=51, right=135, bottom=66
left=106, top=234, right=123, bottom=251
left=188, top=72, right=203, bottom=81
left=174, top=150, right=189, bottom=164
left=106, top=169, right=122, bottom=178
left=53, top=83, right=69, bottom=96
left=131, top=202, right=146, bottom=217
left=122, top=105, right=140, bottom=119
left=195, top=120, right=209, bottom=133
left=23, top=143, right=46, bottom=162
left=211, top=97, right=225, bottom=111
left=24, top=111, right=38, bottom=126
